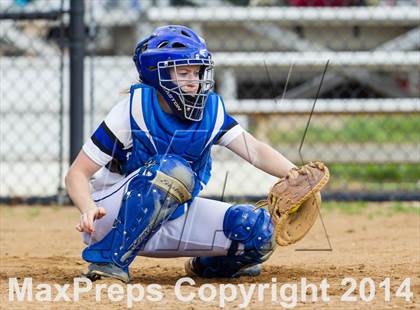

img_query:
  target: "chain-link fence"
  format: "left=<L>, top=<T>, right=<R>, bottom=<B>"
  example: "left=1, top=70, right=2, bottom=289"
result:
left=1, top=0, right=419, bottom=202
left=0, top=0, right=69, bottom=201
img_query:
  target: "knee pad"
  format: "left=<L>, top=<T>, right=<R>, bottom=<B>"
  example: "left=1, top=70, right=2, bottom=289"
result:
left=82, top=154, right=195, bottom=268
left=224, top=204, right=275, bottom=262
left=191, top=204, right=275, bottom=278
left=148, top=154, right=195, bottom=203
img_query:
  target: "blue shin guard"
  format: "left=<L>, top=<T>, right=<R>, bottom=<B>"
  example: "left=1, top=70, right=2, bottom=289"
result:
left=82, top=155, right=195, bottom=269
left=189, top=204, right=275, bottom=278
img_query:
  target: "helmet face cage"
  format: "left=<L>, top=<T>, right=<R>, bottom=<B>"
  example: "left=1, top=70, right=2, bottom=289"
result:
left=157, top=58, right=215, bottom=121
left=133, top=25, right=215, bottom=121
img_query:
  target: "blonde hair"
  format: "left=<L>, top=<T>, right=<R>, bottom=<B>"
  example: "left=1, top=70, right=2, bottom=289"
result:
left=121, top=78, right=142, bottom=94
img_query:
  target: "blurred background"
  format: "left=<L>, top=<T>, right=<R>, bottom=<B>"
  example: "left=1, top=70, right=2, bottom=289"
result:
left=0, top=0, right=419, bottom=203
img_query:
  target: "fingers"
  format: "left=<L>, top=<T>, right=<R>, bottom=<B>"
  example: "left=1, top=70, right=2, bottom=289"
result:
left=86, top=212, right=95, bottom=233
left=79, top=212, right=95, bottom=234
left=76, top=207, right=107, bottom=234
left=96, top=207, right=107, bottom=220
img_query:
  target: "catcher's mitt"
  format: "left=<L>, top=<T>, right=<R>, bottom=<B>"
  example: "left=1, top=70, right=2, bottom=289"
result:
left=257, top=161, right=330, bottom=246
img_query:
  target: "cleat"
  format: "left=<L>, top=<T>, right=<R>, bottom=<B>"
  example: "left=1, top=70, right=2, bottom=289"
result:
left=185, top=257, right=262, bottom=278
left=81, top=263, right=130, bottom=283
left=232, top=263, right=262, bottom=278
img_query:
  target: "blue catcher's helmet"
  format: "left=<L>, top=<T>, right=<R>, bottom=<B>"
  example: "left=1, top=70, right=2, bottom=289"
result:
left=133, top=25, right=215, bottom=122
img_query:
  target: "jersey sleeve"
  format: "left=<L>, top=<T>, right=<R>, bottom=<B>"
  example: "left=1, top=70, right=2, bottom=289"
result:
left=214, top=96, right=245, bottom=146
left=82, top=97, right=132, bottom=166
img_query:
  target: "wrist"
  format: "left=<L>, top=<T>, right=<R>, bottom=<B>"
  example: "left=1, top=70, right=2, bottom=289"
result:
left=77, top=201, right=97, bottom=214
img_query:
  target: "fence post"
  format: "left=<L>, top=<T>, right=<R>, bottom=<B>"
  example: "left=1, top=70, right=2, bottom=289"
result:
left=69, top=0, right=85, bottom=164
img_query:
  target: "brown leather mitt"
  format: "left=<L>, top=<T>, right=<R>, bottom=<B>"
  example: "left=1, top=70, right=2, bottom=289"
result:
left=257, top=161, right=330, bottom=246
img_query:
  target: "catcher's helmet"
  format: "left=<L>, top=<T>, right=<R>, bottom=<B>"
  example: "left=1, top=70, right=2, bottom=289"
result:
left=133, top=25, right=214, bottom=121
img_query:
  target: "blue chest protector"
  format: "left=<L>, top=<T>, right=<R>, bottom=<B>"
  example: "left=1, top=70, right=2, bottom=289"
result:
left=122, top=84, right=223, bottom=219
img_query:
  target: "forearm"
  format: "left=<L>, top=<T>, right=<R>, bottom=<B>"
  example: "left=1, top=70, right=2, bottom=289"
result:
left=65, top=170, right=97, bottom=214
left=226, top=131, right=297, bottom=178
left=252, top=141, right=297, bottom=178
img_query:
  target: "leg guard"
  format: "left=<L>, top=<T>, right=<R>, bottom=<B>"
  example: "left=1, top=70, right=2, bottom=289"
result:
left=189, top=204, right=275, bottom=278
left=82, top=154, right=195, bottom=269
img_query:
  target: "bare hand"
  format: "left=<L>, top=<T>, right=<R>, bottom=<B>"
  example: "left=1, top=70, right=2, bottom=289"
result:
left=75, top=207, right=106, bottom=234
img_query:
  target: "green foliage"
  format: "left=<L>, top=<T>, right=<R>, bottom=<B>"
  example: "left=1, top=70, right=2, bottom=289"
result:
left=390, top=202, right=420, bottom=215
left=268, top=115, right=420, bottom=144
left=330, top=163, right=420, bottom=182
left=323, top=202, right=420, bottom=216
left=323, top=201, right=369, bottom=214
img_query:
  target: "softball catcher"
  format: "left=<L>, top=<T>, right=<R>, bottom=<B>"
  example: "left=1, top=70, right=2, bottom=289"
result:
left=65, top=25, right=329, bottom=283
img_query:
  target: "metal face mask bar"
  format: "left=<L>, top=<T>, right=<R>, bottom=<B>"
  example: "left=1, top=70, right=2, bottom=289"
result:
left=157, top=58, right=214, bottom=121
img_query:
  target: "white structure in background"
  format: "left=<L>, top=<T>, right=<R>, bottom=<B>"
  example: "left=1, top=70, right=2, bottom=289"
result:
left=1, top=3, right=419, bottom=197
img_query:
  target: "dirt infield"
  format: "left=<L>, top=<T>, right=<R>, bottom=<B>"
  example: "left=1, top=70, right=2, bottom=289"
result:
left=1, top=203, right=419, bottom=309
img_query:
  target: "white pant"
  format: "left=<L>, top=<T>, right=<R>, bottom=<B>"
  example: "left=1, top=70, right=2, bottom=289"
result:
left=82, top=170, right=234, bottom=257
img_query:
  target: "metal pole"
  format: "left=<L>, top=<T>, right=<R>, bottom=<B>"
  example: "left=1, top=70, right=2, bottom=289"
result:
left=69, top=0, right=85, bottom=164
left=57, top=0, right=65, bottom=205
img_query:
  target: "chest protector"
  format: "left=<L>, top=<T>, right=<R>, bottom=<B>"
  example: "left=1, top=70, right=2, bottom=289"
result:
left=123, top=84, right=223, bottom=196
